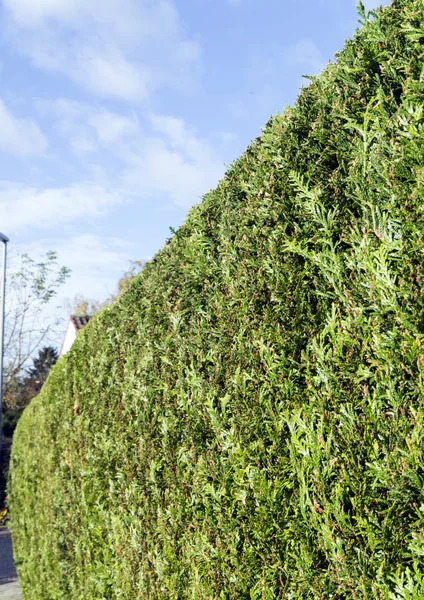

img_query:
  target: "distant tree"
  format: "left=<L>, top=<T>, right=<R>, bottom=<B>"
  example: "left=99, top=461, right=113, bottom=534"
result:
left=5, top=346, right=59, bottom=410
left=3, top=251, right=71, bottom=396
left=65, top=260, right=146, bottom=317
left=26, top=346, right=59, bottom=390
left=116, top=260, right=146, bottom=296
left=67, top=294, right=105, bottom=317
left=1, top=252, right=68, bottom=511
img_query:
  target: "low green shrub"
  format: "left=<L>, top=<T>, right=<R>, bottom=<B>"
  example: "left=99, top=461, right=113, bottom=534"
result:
left=1, top=408, right=23, bottom=511
left=9, top=0, right=424, bottom=597
left=2, top=408, right=23, bottom=439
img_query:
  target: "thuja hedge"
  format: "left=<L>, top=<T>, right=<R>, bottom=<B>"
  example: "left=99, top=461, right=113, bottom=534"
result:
left=9, top=1, right=424, bottom=597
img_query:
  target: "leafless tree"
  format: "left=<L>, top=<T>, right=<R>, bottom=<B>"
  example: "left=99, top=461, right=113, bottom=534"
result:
left=3, top=251, right=71, bottom=396
left=65, top=260, right=146, bottom=318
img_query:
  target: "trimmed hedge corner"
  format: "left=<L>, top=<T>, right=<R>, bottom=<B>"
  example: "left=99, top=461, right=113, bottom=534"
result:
left=9, top=0, right=424, bottom=597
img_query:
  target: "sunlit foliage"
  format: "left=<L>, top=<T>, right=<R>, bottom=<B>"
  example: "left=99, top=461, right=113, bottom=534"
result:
left=9, top=1, right=424, bottom=597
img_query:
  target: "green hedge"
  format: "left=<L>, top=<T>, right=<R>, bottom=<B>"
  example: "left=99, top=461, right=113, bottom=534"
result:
left=9, top=1, right=424, bottom=597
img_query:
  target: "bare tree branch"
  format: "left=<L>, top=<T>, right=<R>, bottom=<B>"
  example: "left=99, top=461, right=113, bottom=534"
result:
left=3, top=251, right=71, bottom=396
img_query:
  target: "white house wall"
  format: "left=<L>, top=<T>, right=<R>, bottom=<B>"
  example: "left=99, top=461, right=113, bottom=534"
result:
left=60, top=321, right=77, bottom=356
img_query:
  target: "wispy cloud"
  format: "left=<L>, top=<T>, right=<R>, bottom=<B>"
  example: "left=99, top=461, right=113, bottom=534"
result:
left=0, top=98, right=47, bottom=157
left=35, top=99, right=226, bottom=210
left=89, top=111, right=138, bottom=145
left=2, top=0, right=202, bottom=101
left=36, top=98, right=139, bottom=157
left=284, top=39, right=326, bottom=75
left=122, top=113, right=226, bottom=208
left=0, top=182, right=123, bottom=232
left=18, top=234, right=133, bottom=304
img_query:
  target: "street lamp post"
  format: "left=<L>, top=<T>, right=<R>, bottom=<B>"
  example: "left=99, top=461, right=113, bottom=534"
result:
left=0, top=232, right=9, bottom=458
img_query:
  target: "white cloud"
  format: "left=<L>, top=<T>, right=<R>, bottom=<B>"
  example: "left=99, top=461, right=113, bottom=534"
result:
left=0, top=182, right=122, bottom=232
left=2, top=0, right=202, bottom=101
left=149, top=114, right=207, bottom=160
left=56, top=234, right=132, bottom=302
left=122, top=113, right=225, bottom=208
left=1, top=0, right=76, bottom=26
left=34, top=99, right=225, bottom=209
left=36, top=99, right=140, bottom=156
left=68, top=133, right=98, bottom=156
left=17, top=233, right=133, bottom=305
left=89, top=111, right=138, bottom=145
left=36, top=97, right=87, bottom=121
left=35, top=98, right=97, bottom=156
left=285, top=39, right=326, bottom=74
left=76, top=53, right=151, bottom=102
left=0, top=98, right=47, bottom=157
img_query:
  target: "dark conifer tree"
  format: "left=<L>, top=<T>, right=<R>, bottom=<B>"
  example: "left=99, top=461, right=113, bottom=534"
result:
left=26, top=346, right=59, bottom=391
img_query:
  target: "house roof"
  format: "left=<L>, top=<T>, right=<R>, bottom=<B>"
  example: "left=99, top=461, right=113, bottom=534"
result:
left=71, top=315, right=92, bottom=331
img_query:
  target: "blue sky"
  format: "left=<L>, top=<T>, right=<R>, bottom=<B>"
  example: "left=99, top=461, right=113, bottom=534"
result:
left=0, top=0, right=390, bottom=306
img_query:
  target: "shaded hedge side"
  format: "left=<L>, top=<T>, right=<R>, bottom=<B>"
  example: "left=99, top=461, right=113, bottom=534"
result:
left=9, top=1, right=424, bottom=597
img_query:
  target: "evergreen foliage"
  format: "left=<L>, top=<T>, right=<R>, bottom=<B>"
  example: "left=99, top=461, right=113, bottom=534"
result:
left=9, top=0, right=424, bottom=597
left=1, top=346, right=59, bottom=511
left=26, top=346, right=59, bottom=390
